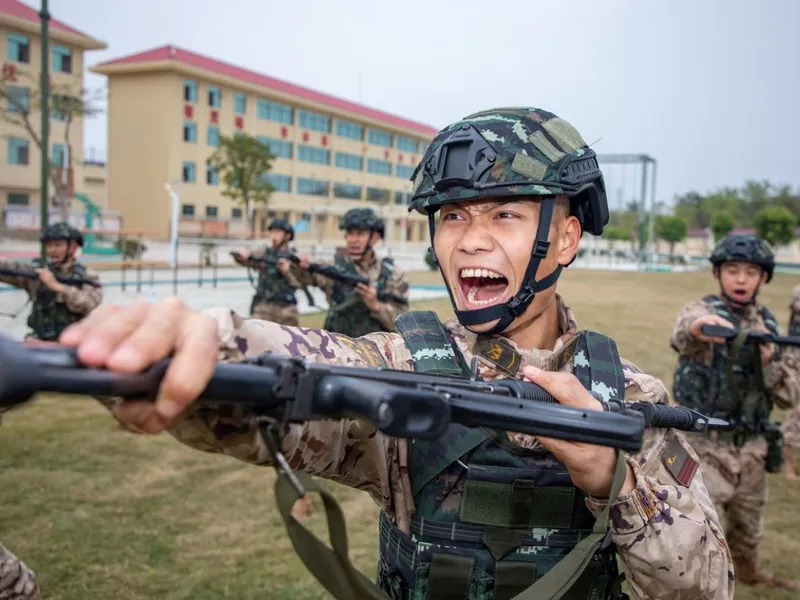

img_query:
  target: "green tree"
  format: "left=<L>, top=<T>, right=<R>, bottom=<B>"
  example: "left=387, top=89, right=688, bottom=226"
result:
left=209, top=134, right=276, bottom=237
left=711, top=211, right=735, bottom=241
left=656, top=216, right=688, bottom=260
left=1, top=68, right=102, bottom=219
left=754, top=206, right=796, bottom=247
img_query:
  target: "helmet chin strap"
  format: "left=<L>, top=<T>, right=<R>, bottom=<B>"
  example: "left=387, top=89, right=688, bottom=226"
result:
left=428, top=198, right=563, bottom=336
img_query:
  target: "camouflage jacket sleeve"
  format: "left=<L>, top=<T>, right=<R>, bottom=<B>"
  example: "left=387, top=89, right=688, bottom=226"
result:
left=167, top=309, right=404, bottom=510
left=56, top=269, right=103, bottom=315
left=670, top=300, right=715, bottom=361
left=0, top=260, right=38, bottom=295
left=370, top=264, right=410, bottom=332
left=764, top=326, right=800, bottom=410
left=292, top=259, right=335, bottom=296
left=584, top=363, right=734, bottom=600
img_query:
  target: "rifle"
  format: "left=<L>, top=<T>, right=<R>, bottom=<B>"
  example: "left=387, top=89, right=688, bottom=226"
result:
left=0, top=334, right=727, bottom=600
left=0, top=265, right=102, bottom=288
left=234, top=252, right=408, bottom=306
left=700, top=324, right=800, bottom=348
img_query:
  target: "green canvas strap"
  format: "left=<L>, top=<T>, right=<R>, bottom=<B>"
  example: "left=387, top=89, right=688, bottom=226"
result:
left=395, top=310, right=472, bottom=377
left=511, top=451, right=628, bottom=600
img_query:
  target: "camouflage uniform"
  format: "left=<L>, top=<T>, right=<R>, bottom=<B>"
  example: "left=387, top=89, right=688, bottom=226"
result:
left=163, top=296, right=733, bottom=599
left=780, top=284, right=800, bottom=460
left=298, top=209, right=409, bottom=337
left=670, top=236, right=800, bottom=589
left=0, top=544, right=40, bottom=600
left=156, top=108, right=733, bottom=599
left=0, top=223, right=102, bottom=342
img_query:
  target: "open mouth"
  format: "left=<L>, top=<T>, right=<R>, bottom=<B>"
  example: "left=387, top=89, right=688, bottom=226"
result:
left=730, top=288, right=751, bottom=302
left=458, top=268, right=510, bottom=308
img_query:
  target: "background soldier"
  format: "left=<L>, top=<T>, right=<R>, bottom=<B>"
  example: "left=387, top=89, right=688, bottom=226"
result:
left=63, top=107, right=733, bottom=600
left=780, top=283, right=800, bottom=479
left=670, top=234, right=800, bottom=590
left=0, top=223, right=102, bottom=342
left=297, top=207, right=408, bottom=338
left=231, top=219, right=305, bottom=326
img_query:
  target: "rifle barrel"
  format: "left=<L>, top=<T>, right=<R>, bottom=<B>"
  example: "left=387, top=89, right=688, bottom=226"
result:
left=700, top=324, right=800, bottom=347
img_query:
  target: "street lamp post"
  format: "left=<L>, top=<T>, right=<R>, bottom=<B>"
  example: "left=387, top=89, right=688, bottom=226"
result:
left=38, top=0, right=50, bottom=262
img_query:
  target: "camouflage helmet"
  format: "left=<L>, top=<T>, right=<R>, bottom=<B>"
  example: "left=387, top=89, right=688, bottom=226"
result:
left=407, top=107, right=608, bottom=236
left=267, top=218, right=294, bottom=241
left=339, top=207, right=385, bottom=237
left=709, top=233, right=775, bottom=282
left=40, top=222, right=83, bottom=246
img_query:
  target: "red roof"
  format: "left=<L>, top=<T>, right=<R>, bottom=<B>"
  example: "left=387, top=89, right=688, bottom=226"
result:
left=0, top=0, right=93, bottom=38
left=94, top=45, right=440, bottom=137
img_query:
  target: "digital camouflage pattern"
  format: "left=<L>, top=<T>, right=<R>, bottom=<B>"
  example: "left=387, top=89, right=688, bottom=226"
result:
left=0, top=258, right=102, bottom=342
left=780, top=284, right=800, bottom=451
left=408, top=108, right=595, bottom=213
left=340, top=208, right=385, bottom=237
left=39, top=222, right=83, bottom=245
left=150, top=295, right=733, bottom=599
left=296, top=252, right=409, bottom=337
left=0, top=544, right=40, bottom=600
left=232, top=247, right=303, bottom=325
left=670, top=296, right=800, bottom=584
left=708, top=234, right=775, bottom=281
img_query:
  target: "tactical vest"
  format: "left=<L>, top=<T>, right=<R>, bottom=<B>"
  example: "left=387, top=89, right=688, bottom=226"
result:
left=251, top=246, right=298, bottom=311
left=324, top=255, right=394, bottom=337
left=376, top=311, right=625, bottom=600
left=672, top=294, right=778, bottom=438
left=27, top=263, right=90, bottom=341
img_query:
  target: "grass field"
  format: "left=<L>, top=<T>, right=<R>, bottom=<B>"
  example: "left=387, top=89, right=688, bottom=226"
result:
left=1, top=267, right=798, bottom=599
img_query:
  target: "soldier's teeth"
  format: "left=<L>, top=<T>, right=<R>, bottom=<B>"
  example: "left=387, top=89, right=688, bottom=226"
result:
left=466, top=286, right=504, bottom=306
left=461, top=268, right=504, bottom=279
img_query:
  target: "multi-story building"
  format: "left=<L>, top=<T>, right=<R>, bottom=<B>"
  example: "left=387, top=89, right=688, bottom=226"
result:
left=0, top=0, right=107, bottom=229
left=90, top=45, right=439, bottom=243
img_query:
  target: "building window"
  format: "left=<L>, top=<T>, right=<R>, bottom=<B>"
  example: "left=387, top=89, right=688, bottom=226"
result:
left=181, top=204, right=195, bottom=217
left=207, top=125, right=220, bottom=147
left=52, top=94, right=67, bottom=121
left=7, top=33, right=30, bottom=64
left=231, top=207, right=243, bottom=220
left=182, top=161, right=196, bottom=183
left=333, top=183, right=362, bottom=200
left=298, top=109, right=331, bottom=133
left=367, top=158, right=392, bottom=176
left=184, top=80, right=198, bottom=103
left=297, top=177, right=329, bottom=197
left=205, top=205, right=218, bottom=219
left=334, top=152, right=363, bottom=171
left=208, top=87, right=221, bottom=108
left=206, top=162, right=218, bottom=185
left=7, top=138, right=29, bottom=165
left=257, top=136, right=292, bottom=159
left=234, top=92, right=247, bottom=114
left=257, top=99, right=293, bottom=124
left=52, top=44, right=72, bottom=73
left=367, top=187, right=391, bottom=203
left=368, top=128, right=393, bottom=148
left=335, top=120, right=363, bottom=140
left=183, top=121, right=197, bottom=143
left=52, top=143, right=66, bottom=167
left=395, top=164, right=415, bottom=179
left=394, top=191, right=410, bottom=204
left=7, top=192, right=29, bottom=206
left=263, top=173, right=292, bottom=192
left=6, top=86, right=28, bottom=113
left=396, top=136, right=419, bottom=153
left=298, top=144, right=330, bottom=165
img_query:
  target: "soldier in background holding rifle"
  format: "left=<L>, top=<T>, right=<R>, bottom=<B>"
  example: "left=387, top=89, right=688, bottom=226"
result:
left=230, top=219, right=306, bottom=326
left=670, top=234, right=800, bottom=591
left=780, top=284, right=800, bottom=480
left=295, top=207, right=409, bottom=338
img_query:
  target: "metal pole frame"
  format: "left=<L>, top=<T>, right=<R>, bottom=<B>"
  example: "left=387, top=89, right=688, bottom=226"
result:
left=595, top=153, right=659, bottom=266
left=38, top=0, right=50, bottom=262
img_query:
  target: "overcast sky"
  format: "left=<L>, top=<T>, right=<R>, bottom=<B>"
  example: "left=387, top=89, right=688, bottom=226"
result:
left=39, top=0, right=800, bottom=210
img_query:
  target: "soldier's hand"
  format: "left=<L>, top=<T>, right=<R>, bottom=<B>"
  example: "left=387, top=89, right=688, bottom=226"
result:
left=297, top=255, right=310, bottom=269
left=276, top=258, right=290, bottom=274
left=522, top=366, right=636, bottom=499
left=35, top=268, right=64, bottom=293
left=758, top=324, right=776, bottom=365
left=59, top=298, right=219, bottom=434
left=354, top=283, right=380, bottom=312
left=689, top=314, right=735, bottom=344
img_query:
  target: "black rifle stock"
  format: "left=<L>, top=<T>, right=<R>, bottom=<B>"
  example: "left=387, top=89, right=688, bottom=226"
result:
left=700, top=324, right=800, bottom=348
left=0, top=334, right=726, bottom=452
left=0, top=266, right=102, bottom=288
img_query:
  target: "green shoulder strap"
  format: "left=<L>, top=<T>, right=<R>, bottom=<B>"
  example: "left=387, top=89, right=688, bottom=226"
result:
left=395, top=310, right=472, bottom=377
